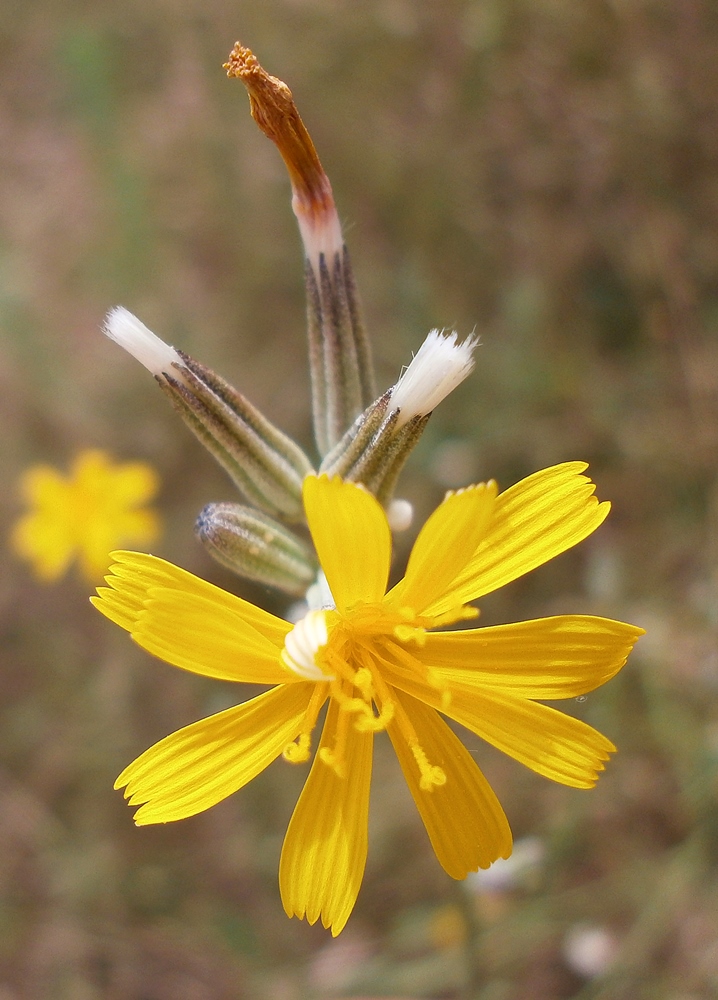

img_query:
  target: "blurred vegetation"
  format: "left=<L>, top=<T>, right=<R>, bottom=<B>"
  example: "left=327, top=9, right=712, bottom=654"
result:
left=1, top=0, right=717, bottom=997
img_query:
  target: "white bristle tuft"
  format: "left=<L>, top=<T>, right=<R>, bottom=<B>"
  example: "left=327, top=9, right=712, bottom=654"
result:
left=389, top=329, right=478, bottom=428
left=103, top=307, right=181, bottom=376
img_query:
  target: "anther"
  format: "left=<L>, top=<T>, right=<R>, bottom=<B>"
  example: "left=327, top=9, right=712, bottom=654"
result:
left=412, top=745, right=447, bottom=791
left=283, top=732, right=311, bottom=763
left=354, top=699, right=395, bottom=732
left=282, top=685, right=327, bottom=765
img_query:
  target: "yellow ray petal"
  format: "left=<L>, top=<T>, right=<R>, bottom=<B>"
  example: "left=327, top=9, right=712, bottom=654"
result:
left=129, top=589, right=293, bottom=684
left=72, top=450, right=159, bottom=509
left=92, top=585, right=138, bottom=631
left=80, top=510, right=161, bottom=581
left=423, top=463, right=610, bottom=617
left=387, top=481, right=497, bottom=614
left=116, top=683, right=313, bottom=824
left=92, top=551, right=290, bottom=647
left=446, top=687, right=615, bottom=787
left=280, top=698, right=373, bottom=936
left=12, top=468, right=74, bottom=580
left=72, top=449, right=113, bottom=485
left=303, top=475, right=391, bottom=611
left=387, top=689, right=512, bottom=878
left=387, top=668, right=615, bottom=788
left=418, top=616, right=644, bottom=698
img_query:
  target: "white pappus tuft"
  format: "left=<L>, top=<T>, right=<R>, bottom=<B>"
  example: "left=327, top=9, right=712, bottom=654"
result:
left=103, top=306, right=182, bottom=377
left=389, top=329, right=479, bottom=428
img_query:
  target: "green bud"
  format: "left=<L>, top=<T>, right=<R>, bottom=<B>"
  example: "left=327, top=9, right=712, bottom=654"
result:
left=196, top=503, right=318, bottom=595
left=319, top=389, right=430, bottom=505
left=159, top=352, right=314, bottom=522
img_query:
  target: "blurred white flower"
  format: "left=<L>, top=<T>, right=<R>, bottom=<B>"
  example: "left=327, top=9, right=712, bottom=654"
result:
left=563, top=923, right=618, bottom=978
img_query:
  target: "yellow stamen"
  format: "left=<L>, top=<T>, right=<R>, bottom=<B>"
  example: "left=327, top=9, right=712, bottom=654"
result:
left=323, top=648, right=374, bottom=726
left=384, top=639, right=452, bottom=709
left=352, top=667, right=395, bottom=732
left=282, top=685, right=327, bottom=763
left=321, top=633, right=396, bottom=733
left=319, top=683, right=353, bottom=777
left=283, top=732, right=311, bottom=764
left=394, top=602, right=479, bottom=637
left=353, top=699, right=395, bottom=733
left=389, top=682, right=446, bottom=790
left=394, top=623, right=427, bottom=645
left=412, top=744, right=447, bottom=791
left=329, top=683, right=374, bottom=719
left=353, top=666, right=375, bottom=701
left=425, top=605, right=480, bottom=629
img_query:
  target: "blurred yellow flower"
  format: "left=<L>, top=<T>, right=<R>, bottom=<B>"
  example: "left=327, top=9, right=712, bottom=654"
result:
left=11, top=449, right=161, bottom=583
left=92, top=463, right=643, bottom=935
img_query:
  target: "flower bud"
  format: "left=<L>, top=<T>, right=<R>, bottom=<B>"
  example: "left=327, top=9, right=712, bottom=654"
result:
left=103, top=307, right=314, bottom=522
left=319, top=330, right=477, bottom=505
left=196, top=502, right=317, bottom=595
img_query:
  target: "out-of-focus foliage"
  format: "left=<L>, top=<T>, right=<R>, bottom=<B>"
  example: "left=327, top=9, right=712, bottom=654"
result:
left=0, top=1, right=716, bottom=997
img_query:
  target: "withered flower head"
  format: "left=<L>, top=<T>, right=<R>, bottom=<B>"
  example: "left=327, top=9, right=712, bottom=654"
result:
left=224, top=42, right=342, bottom=265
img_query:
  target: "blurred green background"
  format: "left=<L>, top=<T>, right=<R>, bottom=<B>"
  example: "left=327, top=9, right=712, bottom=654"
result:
left=1, top=0, right=717, bottom=997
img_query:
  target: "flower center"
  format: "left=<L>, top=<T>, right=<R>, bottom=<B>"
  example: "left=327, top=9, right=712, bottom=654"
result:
left=280, top=603, right=450, bottom=790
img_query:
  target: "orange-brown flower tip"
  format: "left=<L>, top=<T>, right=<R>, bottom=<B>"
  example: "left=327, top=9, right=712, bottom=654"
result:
left=223, top=41, right=259, bottom=80
left=223, top=42, right=341, bottom=254
left=224, top=43, right=296, bottom=134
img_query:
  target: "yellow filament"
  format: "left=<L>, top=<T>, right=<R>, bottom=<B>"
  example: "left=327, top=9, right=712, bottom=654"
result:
left=319, top=684, right=352, bottom=777
left=425, top=605, right=479, bottom=629
left=390, top=688, right=446, bottom=791
left=384, top=639, right=452, bottom=708
left=282, top=685, right=327, bottom=764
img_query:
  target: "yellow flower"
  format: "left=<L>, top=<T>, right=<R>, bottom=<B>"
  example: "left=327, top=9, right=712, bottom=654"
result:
left=11, top=449, right=161, bottom=583
left=92, top=462, right=643, bottom=935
